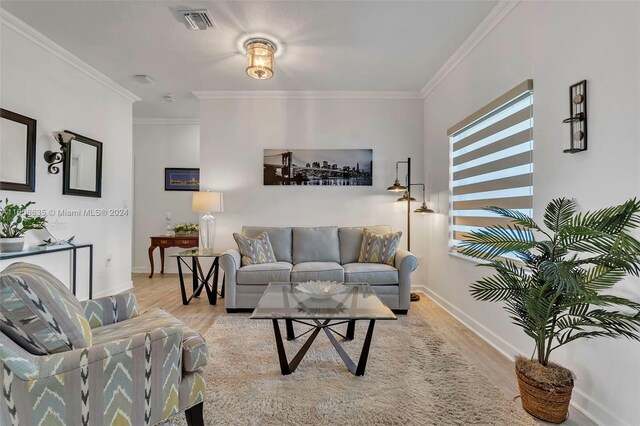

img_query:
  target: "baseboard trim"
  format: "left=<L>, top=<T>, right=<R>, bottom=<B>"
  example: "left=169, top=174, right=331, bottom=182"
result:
left=92, top=280, right=133, bottom=299
left=411, top=284, right=429, bottom=294
left=421, top=286, right=621, bottom=426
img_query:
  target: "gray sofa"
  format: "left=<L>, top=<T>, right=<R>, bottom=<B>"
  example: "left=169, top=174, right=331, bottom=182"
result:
left=220, top=226, right=418, bottom=313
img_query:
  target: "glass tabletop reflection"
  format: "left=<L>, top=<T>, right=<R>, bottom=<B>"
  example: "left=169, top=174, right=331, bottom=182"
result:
left=169, top=249, right=224, bottom=258
left=250, top=282, right=397, bottom=320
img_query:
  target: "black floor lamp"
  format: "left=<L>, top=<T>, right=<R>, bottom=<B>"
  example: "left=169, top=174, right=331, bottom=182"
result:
left=387, top=157, right=434, bottom=302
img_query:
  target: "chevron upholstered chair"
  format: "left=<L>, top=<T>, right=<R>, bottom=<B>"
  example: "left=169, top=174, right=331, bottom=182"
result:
left=0, top=262, right=208, bottom=426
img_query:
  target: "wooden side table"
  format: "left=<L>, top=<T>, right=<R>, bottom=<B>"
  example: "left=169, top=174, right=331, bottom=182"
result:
left=148, top=235, right=198, bottom=278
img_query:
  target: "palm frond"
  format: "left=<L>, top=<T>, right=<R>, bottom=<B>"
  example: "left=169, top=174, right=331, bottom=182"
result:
left=556, top=309, right=640, bottom=346
left=543, top=198, right=578, bottom=232
left=581, top=265, right=627, bottom=291
left=470, top=260, right=529, bottom=302
left=567, top=198, right=640, bottom=234
left=459, top=225, right=536, bottom=260
left=539, top=260, right=583, bottom=294
left=483, top=206, right=549, bottom=236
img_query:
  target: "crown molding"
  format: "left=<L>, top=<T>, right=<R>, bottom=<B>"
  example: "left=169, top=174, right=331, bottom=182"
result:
left=420, top=0, right=520, bottom=99
left=0, top=8, right=141, bottom=103
left=133, top=118, right=200, bottom=125
left=192, top=90, right=423, bottom=100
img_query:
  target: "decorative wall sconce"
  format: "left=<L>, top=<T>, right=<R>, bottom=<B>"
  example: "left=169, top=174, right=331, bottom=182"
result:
left=562, top=80, right=587, bottom=153
left=44, top=131, right=75, bottom=174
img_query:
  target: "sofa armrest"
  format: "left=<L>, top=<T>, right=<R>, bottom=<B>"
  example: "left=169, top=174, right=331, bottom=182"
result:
left=219, top=249, right=241, bottom=274
left=81, top=292, right=139, bottom=328
left=394, top=249, right=418, bottom=273
left=219, top=249, right=241, bottom=309
left=394, top=249, right=418, bottom=310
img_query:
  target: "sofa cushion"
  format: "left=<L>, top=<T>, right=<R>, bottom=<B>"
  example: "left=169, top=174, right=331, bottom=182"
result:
left=242, top=226, right=292, bottom=263
left=234, top=231, right=277, bottom=266
left=0, top=262, right=93, bottom=355
left=92, top=307, right=208, bottom=372
left=339, top=225, right=392, bottom=264
left=290, top=262, right=344, bottom=282
left=292, top=226, right=340, bottom=264
left=343, top=263, right=399, bottom=285
left=236, top=262, right=293, bottom=285
left=358, top=229, right=403, bottom=266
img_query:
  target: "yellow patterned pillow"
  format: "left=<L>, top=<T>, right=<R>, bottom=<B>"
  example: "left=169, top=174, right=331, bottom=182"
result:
left=358, top=228, right=402, bottom=266
left=233, top=231, right=278, bottom=266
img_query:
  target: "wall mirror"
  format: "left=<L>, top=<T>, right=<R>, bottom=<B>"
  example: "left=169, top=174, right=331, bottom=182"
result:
left=63, top=131, right=102, bottom=198
left=0, top=108, right=36, bottom=192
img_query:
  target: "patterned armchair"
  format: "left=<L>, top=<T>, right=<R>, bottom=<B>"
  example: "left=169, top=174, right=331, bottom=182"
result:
left=0, top=262, right=208, bottom=426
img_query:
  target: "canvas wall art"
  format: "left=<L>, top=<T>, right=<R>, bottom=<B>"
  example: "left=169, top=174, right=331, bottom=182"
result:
left=264, top=149, right=373, bottom=186
left=165, top=168, right=200, bottom=191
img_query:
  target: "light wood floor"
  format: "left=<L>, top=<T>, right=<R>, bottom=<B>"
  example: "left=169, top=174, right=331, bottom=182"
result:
left=131, top=273, right=595, bottom=426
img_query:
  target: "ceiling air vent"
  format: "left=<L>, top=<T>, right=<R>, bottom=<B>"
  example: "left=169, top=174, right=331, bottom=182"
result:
left=178, top=9, right=217, bottom=31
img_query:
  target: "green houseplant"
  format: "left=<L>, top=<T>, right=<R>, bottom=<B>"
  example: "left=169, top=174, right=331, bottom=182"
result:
left=460, top=198, right=640, bottom=423
left=0, top=199, right=47, bottom=252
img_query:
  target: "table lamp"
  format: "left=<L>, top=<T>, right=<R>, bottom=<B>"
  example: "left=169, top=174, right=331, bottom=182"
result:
left=192, top=191, right=223, bottom=251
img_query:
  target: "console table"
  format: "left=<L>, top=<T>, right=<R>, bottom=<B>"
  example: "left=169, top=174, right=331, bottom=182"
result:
left=0, top=243, right=93, bottom=299
left=148, top=235, right=198, bottom=278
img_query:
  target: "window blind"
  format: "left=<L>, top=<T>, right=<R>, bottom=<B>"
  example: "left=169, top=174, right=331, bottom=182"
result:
left=448, top=80, right=533, bottom=254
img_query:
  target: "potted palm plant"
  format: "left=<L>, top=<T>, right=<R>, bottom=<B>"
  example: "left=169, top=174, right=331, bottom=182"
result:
left=0, top=199, right=47, bottom=252
left=460, top=198, right=640, bottom=423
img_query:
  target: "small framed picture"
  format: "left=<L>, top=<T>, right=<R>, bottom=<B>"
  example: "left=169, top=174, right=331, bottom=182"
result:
left=165, top=168, right=200, bottom=191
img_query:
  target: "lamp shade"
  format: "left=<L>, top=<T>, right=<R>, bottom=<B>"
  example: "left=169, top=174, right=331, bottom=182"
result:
left=386, top=179, right=407, bottom=192
left=414, top=202, right=434, bottom=214
left=245, top=39, right=276, bottom=80
left=397, top=191, right=416, bottom=202
left=192, top=191, right=223, bottom=213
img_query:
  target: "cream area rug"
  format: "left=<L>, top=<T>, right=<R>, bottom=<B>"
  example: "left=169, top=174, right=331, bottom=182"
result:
left=166, top=315, right=536, bottom=426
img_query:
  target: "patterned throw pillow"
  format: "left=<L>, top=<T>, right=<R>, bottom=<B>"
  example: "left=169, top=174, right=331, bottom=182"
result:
left=0, top=262, right=93, bottom=355
left=233, top=231, right=277, bottom=266
left=358, top=228, right=402, bottom=266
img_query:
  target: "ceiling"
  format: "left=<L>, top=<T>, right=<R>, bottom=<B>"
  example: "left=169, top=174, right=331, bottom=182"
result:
left=1, top=1, right=497, bottom=119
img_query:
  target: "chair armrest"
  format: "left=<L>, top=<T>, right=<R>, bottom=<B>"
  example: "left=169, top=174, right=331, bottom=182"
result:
left=394, top=249, right=418, bottom=273
left=1, top=327, right=184, bottom=425
left=1, top=325, right=183, bottom=381
left=81, top=292, right=139, bottom=328
left=219, top=249, right=241, bottom=275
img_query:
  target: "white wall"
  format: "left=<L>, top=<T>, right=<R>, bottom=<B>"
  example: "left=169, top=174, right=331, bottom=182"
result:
left=422, top=2, right=640, bottom=425
left=0, top=12, right=135, bottom=299
left=132, top=122, right=200, bottom=274
left=199, top=97, right=427, bottom=279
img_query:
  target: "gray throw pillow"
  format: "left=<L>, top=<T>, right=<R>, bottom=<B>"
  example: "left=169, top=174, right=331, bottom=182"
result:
left=233, top=231, right=277, bottom=266
left=358, top=229, right=402, bottom=266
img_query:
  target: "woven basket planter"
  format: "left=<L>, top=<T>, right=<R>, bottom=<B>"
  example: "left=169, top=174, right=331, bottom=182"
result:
left=516, top=367, right=574, bottom=423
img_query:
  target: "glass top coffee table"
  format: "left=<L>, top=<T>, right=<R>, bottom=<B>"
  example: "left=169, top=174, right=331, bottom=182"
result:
left=251, top=282, right=396, bottom=376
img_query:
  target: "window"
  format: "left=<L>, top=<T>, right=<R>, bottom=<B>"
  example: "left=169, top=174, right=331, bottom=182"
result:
left=448, top=80, right=533, bottom=256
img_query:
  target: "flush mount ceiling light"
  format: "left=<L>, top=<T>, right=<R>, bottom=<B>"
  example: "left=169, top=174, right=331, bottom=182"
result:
left=244, top=38, right=277, bottom=80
